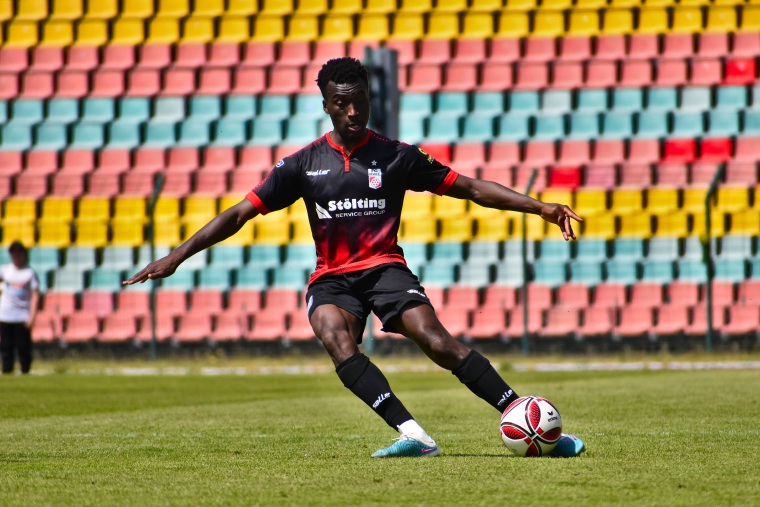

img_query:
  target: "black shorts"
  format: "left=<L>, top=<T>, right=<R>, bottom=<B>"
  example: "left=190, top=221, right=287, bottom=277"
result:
left=305, top=263, right=433, bottom=342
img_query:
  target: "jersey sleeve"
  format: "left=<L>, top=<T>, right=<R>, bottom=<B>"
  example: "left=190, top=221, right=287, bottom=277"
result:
left=404, top=145, right=459, bottom=195
left=245, top=156, right=302, bottom=215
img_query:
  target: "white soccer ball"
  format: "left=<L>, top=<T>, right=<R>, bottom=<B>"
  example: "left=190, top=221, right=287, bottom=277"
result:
left=500, top=396, right=563, bottom=457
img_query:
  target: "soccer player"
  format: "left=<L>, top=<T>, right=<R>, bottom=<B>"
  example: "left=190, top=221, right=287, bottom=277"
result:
left=125, top=58, right=585, bottom=458
left=0, top=241, right=40, bottom=374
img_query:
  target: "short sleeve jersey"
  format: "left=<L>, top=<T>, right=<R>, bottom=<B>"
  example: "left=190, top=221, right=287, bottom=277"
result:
left=0, top=263, right=39, bottom=323
left=246, top=130, right=459, bottom=284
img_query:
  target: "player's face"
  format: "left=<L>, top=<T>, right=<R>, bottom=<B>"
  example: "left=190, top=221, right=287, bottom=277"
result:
left=323, top=80, right=370, bottom=147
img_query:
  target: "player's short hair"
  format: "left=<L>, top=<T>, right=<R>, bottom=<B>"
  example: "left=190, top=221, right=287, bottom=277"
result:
left=316, top=57, right=369, bottom=97
left=8, top=240, right=27, bottom=255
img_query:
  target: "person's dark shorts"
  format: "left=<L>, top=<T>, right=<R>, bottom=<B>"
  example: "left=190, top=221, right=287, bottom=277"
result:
left=304, top=263, right=433, bottom=342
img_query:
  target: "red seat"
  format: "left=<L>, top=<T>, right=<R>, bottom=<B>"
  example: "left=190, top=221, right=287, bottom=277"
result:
left=733, top=137, right=760, bottom=162
left=548, top=167, right=582, bottom=189
left=667, top=282, right=700, bottom=307
left=469, top=309, right=506, bottom=340
left=482, top=285, right=517, bottom=310
left=100, top=312, right=137, bottom=342
left=479, top=167, right=512, bottom=187
left=738, top=280, right=760, bottom=306
left=201, top=147, right=235, bottom=172
left=620, top=60, right=652, bottom=86
left=249, top=312, right=286, bottom=341
left=690, top=58, right=722, bottom=85
left=418, top=143, right=451, bottom=165
left=595, top=35, right=626, bottom=59
left=285, top=310, right=315, bottom=342
left=585, top=165, right=617, bottom=189
left=229, top=169, right=264, bottom=192
left=197, top=68, right=230, bottom=95
left=488, top=142, right=520, bottom=168
left=619, top=163, right=652, bottom=188
left=278, top=41, right=311, bottom=66
left=101, top=46, right=135, bottom=70
left=593, top=140, right=624, bottom=164
left=708, top=281, right=735, bottom=307
left=91, top=70, right=124, bottom=97
left=0, top=73, right=18, bottom=99
left=127, top=69, right=160, bottom=96
left=724, top=162, right=757, bottom=185
left=451, top=143, right=485, bottom=174
left=731, top=32, right=760, bottom=58
left=691, top=163, right=719, bottom=185
left=406, top=63, right=442, bottom=93
left=651, top=304, right=689, bottom=336
left=699, top=138, right=732, bottom=163
left=21, top=71, right=54, bottom=98
left=136, top=313, right=176, bottom=342
left=541, top=308, right=579, bottom=337
left=167, top=147, right=198, bottom=173
left=452, top=39, right=485, bottom=63
left=210, top=310, right=248, bottom=341
left=655, top=163, right=688, bottom=187
left=523, top=141, right=556, bottom=167
left=43, top=292, right=77, bottom=316
left=385, top=40, right=417, bottom=66
left=0, top=48, right=28, bottom=72
left=489, top=38, right=520, bottom=63
left=134, top=148, right=166, bottom=173
left=525, top=284, right=553, bottom=310
left=174, top=43, right=206, bottom=69
left=442, top=62, right=478, bottom=92
left=97, top=149, right=131, bottom=173
left=117, top=291, right=151, bottom=317
left=155, top=289, right=188, bottom=316
left=662, top=34, right=693, bottom=58
left=32, top=311, right=60, bottom=343
left=551, top=61, right=583, bottom=88
left=629, top=283, right=663, bottom=309
left=162, top=68, right=195, bottom=95
left=578, top=307, right=614, bottom=337
left=300, top=63, right=322, bottom=93
left=0, top=152, right=22, bottom=177
left=30, top=47, right=63, bottom=71
left=697, top=33, right=728, bottom=58
left=63, top=311, right=101, bottom=343
left=65, top=46, right=98, bottom=71
left=81, top=291, right=115, bottom=317
left=51, top=173, right=85, bottom=197
left=480, top=62, right=513, bottom=91
left=195, top=171, right=228, bottom=196
left=273, top=145, right=302, bottom=162
left=438, top=307, right=470, bottom=338
left=239, top=146, right=273, bottom=172
left=724, top=58, right=756, bottom=85
left=505, top=306, right=543, bottom=337
left=314, top=41, right=347, bottom=61
left=629, top=139, right=660, bottom=164
left=55, top=71, right=88, bottom=98
left=160, top=172, right=192, bottom=197
left=523, top=37, right=556, bottom=62
left=592, top=283, right=627, bottom=308
left=559, top=36, right=591, bottom=61
left=137, top=44, right=171, bottom=69
left=514, top=165, right=547, bottom=191
left=446, top=286, right=479, bottom=310
left=514, top=62, right=548, bottom=90
left=174, top=312, right=212, bottom=342
left=88, top=172, right=120, bottom=197
left=656, top=59, right=688, bottom=86
left=685, top=305, right=726, bottom=335
left=268, top=65, right=302, bottom=94
left=425, top=286, right=445, bottom=309
left=263, top=288, right=299, bottom=313
left=189, top=289, right=224, bottom=314
left=556, top=283, right=590, bottom=310
left=663, top=139, right=696, bottom=163
left=628, top=34, right=658, bottom=59
left=242, top=42, right=276, bottom=67
left=207, top=43, right=240, bottom=68
left=585, top=60, right=617, bottom=88
left=15, top=173, right=48, bottom=198
left=26, top=151, right=58, bottom=174
left=721, top=305, right=759, bottom=336
left=61, top=150, right=95, bottom=174
left=615, top=306, right=653, bottom=337
left=232, top=67, right=266, bottom=94
left=557, top=140, right=590, bottom=166
left=228, top=289, right=262, bottom=313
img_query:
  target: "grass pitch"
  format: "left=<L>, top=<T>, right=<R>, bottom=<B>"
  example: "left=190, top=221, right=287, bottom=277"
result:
left=1, top=363, right=759, bottom=506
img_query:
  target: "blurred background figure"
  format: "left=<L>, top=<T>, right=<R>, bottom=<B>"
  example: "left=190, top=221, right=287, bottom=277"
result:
left=0, top=241, right=40, bottom=374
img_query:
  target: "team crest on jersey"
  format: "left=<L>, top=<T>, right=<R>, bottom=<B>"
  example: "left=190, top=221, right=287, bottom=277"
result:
left=368, top=168, right=382, bottom=189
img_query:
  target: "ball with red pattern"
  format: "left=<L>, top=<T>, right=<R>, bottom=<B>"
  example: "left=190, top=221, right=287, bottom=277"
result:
left=500, top=396, right=563, bottom=457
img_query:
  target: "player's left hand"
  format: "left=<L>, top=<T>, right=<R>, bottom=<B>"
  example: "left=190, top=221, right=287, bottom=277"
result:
left=540, top=203, right=583, bottom=241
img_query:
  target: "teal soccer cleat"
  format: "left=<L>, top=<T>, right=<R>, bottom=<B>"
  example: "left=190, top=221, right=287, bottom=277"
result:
left=371, top=435, right=441, bottom=458
left=549, top=434, right=586, bottom=458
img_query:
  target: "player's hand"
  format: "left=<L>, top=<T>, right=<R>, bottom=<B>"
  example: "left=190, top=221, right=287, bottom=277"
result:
left=539, top=203, right=583, bottom=241
left=123, top=255, right=180, bottom=285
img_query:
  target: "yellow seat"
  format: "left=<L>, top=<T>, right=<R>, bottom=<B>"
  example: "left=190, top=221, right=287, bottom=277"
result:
left=468, top=203, right=502, bottom=219
left=611, top=190, right=644, bottom=215
left=153, top=197, right=180, bottom=222
left=40, top=198, right=74, bottom=224
left=156, top=0, right=189, bottom=18
left=193, top=0, right=224, bottom=17
left=75, top=20, right=108, bottom=45
left=679, top=0, right=709, bottom=5
left=365, top=0, right=398, bottom=14
left=393, top=13, right=425, bottom=40
left=2, top=199, right=37, bottom=224
left=511, top=212, right=546, bottom=240
left=540, top=0, right=573, bottom=10
left=540, top=189, right=574, bottom=208
left=356, top=14, right=390, bottom=41
left=287, top=200, right=309, bottom=219
left=255, top=215, right=291, bottom=245
left=580, top=213, right=615, bottom=239
left=321, top=16, right=355, bottom=42
left=602, top=9, right=634, bottom=35
left=217, top=17, right=250, bottom=43
left=609, top=0, right=640, bottom=7
left=618, top=212, right=653, bottom=238
left=574, top=190, right=607, bottom=217
left=287, top=16, right=320, bottom=41
left=331, top=0, right=362, bottom=15
left=2, top=223, right=35, bottom=246
left=296, top=0, right=328, bottom=15
left=37, top=223, right=71, bottom=248
left=682, top=188, right=708, bottom=214
left=644, top=0, right=674, bottom=6
left=77, top=198, right=110, bottom=223
left=400, top=217, right=437, bottom=243
left=182, top=197, right=217, bottom=224
left=691, top=211, right=726, bottom=238
left=437, top=0, right=467, bottom=12
left=15, top=0, right=48, bottom=21
left=121, top=0, right=154, bottom=19
left=716, top=187, right=750, bottom=213
left=470, top=0, right=503, bottom=11
left=182, top=16, right=215, bottom=43
left=219, top=196, right=241, bottom=212
left=146, top=18, right=180, bottom=44
left=575, top=0, right=607, bottom=8
left=0, top=0, right=11, bottom=21
left=114, top=198, right=147, bottom=223
left=433, top=196, right=467, bottom=219
left=532, top=11, right=565, bottom=37
left=252, top=15, right=285, bottom=42
left=226, top=0, right=258, bottom=16
left=290, top=217, right=313, bottom=244
left=428, top=13, right=460, bottom=39
left=714, top=0, right=744, bottom=5
left=654, top=212, right=688, bottom=237
left=399, top=0, right=432, bottom=12
left=74, top=221, right=108, bottom=247
left=729, top=209, right=760, bottom=235
left=647, top=188, right=678, bottom=216
left=503, top=0, right=537, bottom=11
left=741, top=6, right=760, bottom=31
left=39, top=21, right=74, bottom=47
left=109, top=219, right=145, bottom=247
left=637, top=8, right=669, bottom=34
left=111, top=19, right=145, bottom=45
left=496, top=12, right=530, bottom=38
left=152, top=220, right=179, bottom=246
left=706, top=6, right=738, bottom=32
left=461, top=13, right=494, bottom=39
left=261, top=0, right=294, bottom=15
left=439, top=216, right=473, bottom=242
left=181, top=218, right=210, bottom=241
left=404, top=194, right=433, bottom=218
left=51, top=0, right=83, bottom=20
left=672, top=7, right=703, bottom=34
left=222, top=221, right=254, bottom=245
left=5, top=22, right=39, bottom=48
left=568, top=10, right=599, bottom=36
left=473, top=215, right=509, bottom=241
left=85, top=0, right=117, bottom=19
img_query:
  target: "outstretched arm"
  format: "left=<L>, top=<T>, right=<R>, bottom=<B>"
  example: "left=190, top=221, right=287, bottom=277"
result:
left=123, top=199, right=258, bottom=284
left=445, top=174, right=582, bottom=241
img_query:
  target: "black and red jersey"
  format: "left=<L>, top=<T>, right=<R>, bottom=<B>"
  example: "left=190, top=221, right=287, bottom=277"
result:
left=246, top=130, right=459, bottom=284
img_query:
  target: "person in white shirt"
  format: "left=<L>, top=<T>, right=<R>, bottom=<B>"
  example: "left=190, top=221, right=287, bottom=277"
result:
left=0, top=241, right=39, bottom=374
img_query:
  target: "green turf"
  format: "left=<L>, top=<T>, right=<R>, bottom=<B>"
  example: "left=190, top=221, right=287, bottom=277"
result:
left=1, top=367, right=759, bottom=506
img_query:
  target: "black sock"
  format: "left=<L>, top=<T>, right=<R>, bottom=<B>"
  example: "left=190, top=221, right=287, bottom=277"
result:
left=452, top=350, right=519, bottom=412
left=336, top=353, right=414, bottom=430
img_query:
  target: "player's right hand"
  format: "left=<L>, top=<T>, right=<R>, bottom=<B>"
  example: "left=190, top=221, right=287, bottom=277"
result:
left=123, top=256, right=179, bottom=285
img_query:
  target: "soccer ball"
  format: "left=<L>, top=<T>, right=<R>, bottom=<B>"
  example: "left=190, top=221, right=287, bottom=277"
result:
left=500, top=396, right=563, bottom=457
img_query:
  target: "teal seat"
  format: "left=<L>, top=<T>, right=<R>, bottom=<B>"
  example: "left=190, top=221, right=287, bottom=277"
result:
left=751, top=85, right=760, bottom=109
left=468, top=241, right=500, bottom=264
left=153, top=97, right=186, bottom=122
left=318, top=117, right=333, bottom=135
left=234, top=267, right=269, bottom=289
left=647, top=238, right=679, bottom=260
left=198, top=266, right=231, bottom=288
left=212, top=118, right=247, bottom=146
left=52, top=268, right=86, bottom=292
left=671, top=111, right=704, bottom=137
left=716, top=86, right=747, bottom=110
left=177, top=119, right=210, bottom=146
left=421, top=261, right=456, bottom=287
left=250, top=118, right=283, bottom=145
left=641, top=259, right=675, bottom=283
left=65, top=246, right=97, bottom=269
left=749, top=257, right=760, bottom=278
left=613, top=238, right=644, bottom=260
left=612, top=88, right=643, bottom=112
left=459, top=263, right=492, bottom=287
left=714, top=259, right=746, bottom=282
left=532, top=115, right=564, bottom=140
left=646, top=87, right=677, bottom=111
left=636, top=111, right=669, bottom=138
left=284, top=244, right=317, bottom=268
left=248, top=245, right=281, bottom=267
left=136, top=245, right=171, bottom=266
left=118, top=97, right=150, bottom=123
left=1, top=124, right=33, bottom=150
left=494, top=262, right=525, bottom=287
left=707, top=110, right=739, bottom=136
left=399, top=113, right=425, bottom=144
left=601, top=112, right=633, bottom=138
left=576, top=89, right=608, bottom=113
left=143, top=120, right=177, bottom=147
left=508, top=91, right=539, bottom=114
left=0, top=248, right=9, bottom=264
left=46, top=99, right=79, bottom=124
left=676, top=259, right=707, bottom=283
left=505, top=239, right=535, bottom=262
left=568, top=260, right=603, bottom=285
left=11, top=100, right=44, bottom=124
left=284, top=117, right=318, bottom=144
left=88, top=268, right=123, bottom=290
left=401, top=93, right=433, bottom=117
left=399, top=242, right=427, bottom=265
left=462, top=115, right=494, bottom=141
left=472, top=92, right=504, bottom=116
left=82, top=98, right=114, bottom=123
left=605, top=259, right=638, bottom=284
left=540, top=240, right=571, bottom=261
left=294, top=94, right=325, bottom=119
left=209, top=245, right=245, bottom=268
left=426, top=114, right=460, bottom=142
left=258, top=96, right=291, bottom=119
left=160, top=267, right=196, bottom=289
left=682, top=236, right=706, bottom=260
left=436, top=92, right=468, bottom=116
left=743, top=110, right=760, bottom=135
left=680, top=87, right=711, bottom=112
left=532, top=260, right=567, bottom=287
left=101, top=246, right=134, bottom=270
left=34, top=124, right=68, bottom=150
left=541, top=90, right=572, bottom=113
left=224, top=95, right=256, bottom=120
left=568, top=112, right=599, bottom=139
left=575, top=239, right=608, bottom=261
left=107, top=120, right=141, bottom=148
left=718, top=235, right=753, bottom=259
left=272, top=266, right=308, bottom=288
left=0, top=101, right=7, bottom=123
left=179, top=250, right=208, bottom=270
left=431, top=242, right=464, bottom=263
left=70, top=122, right=104, bottom=149
left=29, top=247, right=60, bottom=273
left=497, top=114, right=529, bottom=140
left=188, top=96, right=221, bottom=121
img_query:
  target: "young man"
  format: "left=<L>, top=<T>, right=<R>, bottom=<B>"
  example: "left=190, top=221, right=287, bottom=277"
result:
left=125, top=58, right=585, bottom=458
left=0, top=241, right=40, bottom=374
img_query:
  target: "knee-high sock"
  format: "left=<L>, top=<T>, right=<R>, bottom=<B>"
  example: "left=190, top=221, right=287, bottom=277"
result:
left=452, top=350, right=519, bottom=412
left=336, top=353, right=414, bottom=430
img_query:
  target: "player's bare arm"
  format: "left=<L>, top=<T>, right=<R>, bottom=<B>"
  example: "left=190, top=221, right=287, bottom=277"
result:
left=445, top=175, right=583, bottom=241
left=123, top=199, right=258, bottom=285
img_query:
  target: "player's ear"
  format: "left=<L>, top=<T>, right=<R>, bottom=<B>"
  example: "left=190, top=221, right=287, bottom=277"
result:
left=322, top=99, right=328, bottom=114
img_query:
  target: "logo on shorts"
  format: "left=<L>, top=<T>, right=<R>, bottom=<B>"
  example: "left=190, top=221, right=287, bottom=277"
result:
left=368, top=168, right=382, bottom=189
left=307, top=295, right=314, bottom=312
left=407, top=289, right=427, bottom=299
